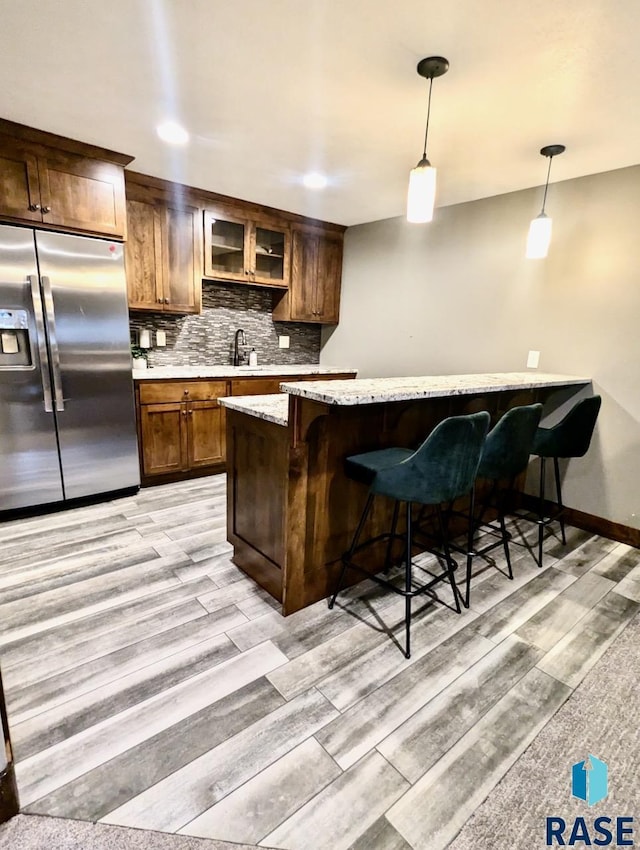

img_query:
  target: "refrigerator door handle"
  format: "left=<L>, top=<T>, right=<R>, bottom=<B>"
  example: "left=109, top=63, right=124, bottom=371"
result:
left=41, top=275, right=65, bottom=412
left=28, top=274, right=54, bottom=413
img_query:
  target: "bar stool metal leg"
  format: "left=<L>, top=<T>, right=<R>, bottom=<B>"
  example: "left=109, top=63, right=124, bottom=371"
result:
left=463, top=487, right=476, bottom=608
left=538, top=456, right=546, bottom=569
left=436, top=505, right=462, bottom=614
left=499, top=477, right=514, bottom=580
left=553, top=456, right=566, bottom=544
left=384, top=500, right=401, bottom=574
left=404, top=501, right=413, bottom=659
left=329, top=491, right=374, bottom=609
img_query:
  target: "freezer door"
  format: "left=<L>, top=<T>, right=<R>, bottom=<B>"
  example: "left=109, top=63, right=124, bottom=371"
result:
left=0, top=225, right=64, bottom=509
left=35, top=231, right=140, bottom=499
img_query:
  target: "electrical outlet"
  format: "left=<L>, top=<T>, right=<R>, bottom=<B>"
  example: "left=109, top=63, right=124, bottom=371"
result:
left=527, top=350, right=540, bottom=369
left=279, top=335, right=290, bottom=349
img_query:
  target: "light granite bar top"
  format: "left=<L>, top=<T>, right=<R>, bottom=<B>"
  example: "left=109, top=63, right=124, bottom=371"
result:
left=280, top=372, right=591, bottom=406
left=132, top=365, right=357, bottom=380
left=219, top=394, right=288, bottom=426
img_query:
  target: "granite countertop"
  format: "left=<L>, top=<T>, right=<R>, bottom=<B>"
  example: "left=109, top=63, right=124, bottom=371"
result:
left=219, top=394, right=289, bottom=426
left=280, top=372, right=592, bottom=406
left=132, top=365, right=357, bottom=380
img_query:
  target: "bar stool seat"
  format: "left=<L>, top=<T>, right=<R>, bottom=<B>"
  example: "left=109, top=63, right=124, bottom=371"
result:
left=345, top=447, right=414, bottom=486
left=329, top=411, right=490, bottom=658
left=531, top=395, right=602, bottom=568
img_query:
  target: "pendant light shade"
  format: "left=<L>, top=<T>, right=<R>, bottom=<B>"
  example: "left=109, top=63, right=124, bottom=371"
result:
left=407, top=56, right=449, bottom=224
left=526, top=144, right=565, bottom=259
left=407, top=158, right=436, bottom=223
left=526, top=213, right=552, bottom=259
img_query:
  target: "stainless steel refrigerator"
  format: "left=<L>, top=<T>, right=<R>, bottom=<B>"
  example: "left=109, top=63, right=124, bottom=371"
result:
left=0, top=224, right=140, bottom=512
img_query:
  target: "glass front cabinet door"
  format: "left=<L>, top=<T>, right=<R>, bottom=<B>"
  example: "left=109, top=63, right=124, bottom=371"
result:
left=203, top=208, right=290, bottom=288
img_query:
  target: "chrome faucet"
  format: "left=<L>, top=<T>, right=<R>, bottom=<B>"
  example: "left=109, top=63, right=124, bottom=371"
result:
left=233, top=328, right=246, bottom=366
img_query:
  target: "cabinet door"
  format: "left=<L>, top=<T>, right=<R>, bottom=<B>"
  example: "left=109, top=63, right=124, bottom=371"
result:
left=203, top=209, right=249, bottom=281
left=250, top=221, right=290, bottom=287
left=163, top=204, right=201, bottom=313
left=139, top=402, right=188, bottom=476
left=187, top=400, right=225, bottom=468
left=290, top=229, right=320, bottom=321
left=38, top=150, right=127, bottom=238
left=0, top=136, right=43, bottom=223
left=125, top=199, right=163, bottom=310
left=315, top=233, right=343, bottom=323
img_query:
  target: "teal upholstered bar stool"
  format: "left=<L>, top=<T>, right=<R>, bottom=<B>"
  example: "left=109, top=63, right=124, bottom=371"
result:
left=466, top=403, right=543, bottom=606
left=532, top=395, right=601, bottom=568
left=329, top=411, right=490, bottom=658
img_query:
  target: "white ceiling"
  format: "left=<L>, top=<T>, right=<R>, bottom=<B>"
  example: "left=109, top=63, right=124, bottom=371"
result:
left=2, top=0, right=640, bottom=226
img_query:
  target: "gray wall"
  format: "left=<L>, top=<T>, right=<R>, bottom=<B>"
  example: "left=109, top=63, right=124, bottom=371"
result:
left=321, top=164, right=640, bottom=530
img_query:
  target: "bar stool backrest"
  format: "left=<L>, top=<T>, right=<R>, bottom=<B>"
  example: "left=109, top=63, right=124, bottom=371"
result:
left=372, top=411, right=490, bottom=505
left=477, top=403, right=543, bottom=481
left=534, top=395, right=602, bottom=459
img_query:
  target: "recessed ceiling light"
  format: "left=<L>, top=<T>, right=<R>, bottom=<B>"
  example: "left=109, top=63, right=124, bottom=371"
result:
left=302, top=172, right=328, bottom=190
left=157, top=121, right=189, bottom=145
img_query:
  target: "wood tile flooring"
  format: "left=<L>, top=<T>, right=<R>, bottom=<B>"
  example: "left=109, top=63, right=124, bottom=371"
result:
left=1, top=475, right=639, bottom=849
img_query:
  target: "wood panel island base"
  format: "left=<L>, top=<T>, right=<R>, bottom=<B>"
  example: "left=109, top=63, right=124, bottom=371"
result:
left=221, top=373, right=592, bottom=615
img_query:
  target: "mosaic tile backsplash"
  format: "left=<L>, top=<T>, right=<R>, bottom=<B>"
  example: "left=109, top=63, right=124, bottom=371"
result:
left=129, top=281, right=321, bottom=368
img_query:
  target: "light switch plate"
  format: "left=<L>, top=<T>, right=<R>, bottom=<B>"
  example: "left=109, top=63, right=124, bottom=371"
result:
left=156, top=330, right=166, bottom=347
left=279, top=335, right=290, bottom=349
left=527, top=350, right=540, bottom=369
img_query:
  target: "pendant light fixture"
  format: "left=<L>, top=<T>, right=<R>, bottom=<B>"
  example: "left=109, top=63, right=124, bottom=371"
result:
left=526, top=144, right=566, bottom=259
left=407, top=56, right=449, bottom=224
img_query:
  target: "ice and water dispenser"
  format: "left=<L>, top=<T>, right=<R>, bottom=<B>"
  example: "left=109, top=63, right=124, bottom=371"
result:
left=0, top=309, right=31, bottom=367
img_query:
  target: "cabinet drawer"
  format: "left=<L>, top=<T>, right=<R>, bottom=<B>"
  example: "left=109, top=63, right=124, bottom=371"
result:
left=232, top=378, right=284, bottom=396
left=139, top=380, right=229, bottom=403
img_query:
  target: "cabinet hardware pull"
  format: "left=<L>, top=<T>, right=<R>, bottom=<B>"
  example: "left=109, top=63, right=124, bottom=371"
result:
left=164, top=298, right=170, bottom=304
left=184, top=389, right=189, bottom=395
left=29, top=203, right=41, bottom=211
left=42, top=206, right=51, bottom=214
left=245, top=269, right=250, bottom=275
left=188, top=410, right=193, bottom=415
left=182, top=409, right=187, bottom=416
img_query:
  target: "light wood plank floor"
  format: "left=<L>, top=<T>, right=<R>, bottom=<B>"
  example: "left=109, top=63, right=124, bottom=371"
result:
left=1, top=475, right=639, bottom=849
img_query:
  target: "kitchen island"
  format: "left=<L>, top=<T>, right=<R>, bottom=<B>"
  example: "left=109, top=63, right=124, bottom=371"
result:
left=221, top=372, right=591, bottom=614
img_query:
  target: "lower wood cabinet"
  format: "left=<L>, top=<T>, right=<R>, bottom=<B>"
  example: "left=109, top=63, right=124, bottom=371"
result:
left=135, top=372, right=356, bottom=484
left=136, top=380, right=228, bottom=482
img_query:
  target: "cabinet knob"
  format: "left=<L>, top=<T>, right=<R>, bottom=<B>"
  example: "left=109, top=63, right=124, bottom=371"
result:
left=245, top=269, right=250, bottom=275
left=29, top=203, right=41, bottom=212
left=182, top=409, right=187, bottom=416
left=183, top=389, right=189, bottom=395
left=42, top=206, right=51, bottom=214
left=164, top=298, right=170, bottom=304
left=188, top=410, right=193, bottom=415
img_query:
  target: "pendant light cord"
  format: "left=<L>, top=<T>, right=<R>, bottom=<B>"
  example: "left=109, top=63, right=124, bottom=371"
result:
left=541, top=155, right=554, bottom=213
left=422, top=76, right=434, bottom=159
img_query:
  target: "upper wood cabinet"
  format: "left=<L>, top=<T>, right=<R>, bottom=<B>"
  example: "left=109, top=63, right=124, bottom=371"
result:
left=272, top=226, right=343, bottom=324
left=0, top=119, right=131, bottom=238
left=125, top=173, right=202, bottom=314
left=203, top=206, right=290, bottom=288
